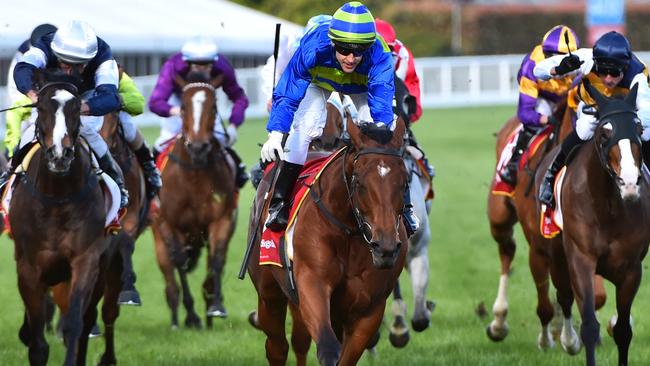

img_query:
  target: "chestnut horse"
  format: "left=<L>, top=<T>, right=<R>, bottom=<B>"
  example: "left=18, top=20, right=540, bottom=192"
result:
left=10, top=71, right=123, bottom=365
left=151, top=72, right=237, bottom=328
left=486, top=100, right=603, bottom=351
left=248, top=109, right=409, bottom=365
left=537, top=84, right=650, bottom=366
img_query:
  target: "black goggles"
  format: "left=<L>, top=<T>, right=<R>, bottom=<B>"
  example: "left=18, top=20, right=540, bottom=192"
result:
left=595, top=64, right=625, bottom=77
left=333, top=44, right=366, bottom=57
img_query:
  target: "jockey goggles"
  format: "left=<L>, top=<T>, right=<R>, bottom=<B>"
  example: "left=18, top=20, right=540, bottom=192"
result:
left=594, top=63, right=625, bottom=77
left=332, top=41, right=370, bottom=57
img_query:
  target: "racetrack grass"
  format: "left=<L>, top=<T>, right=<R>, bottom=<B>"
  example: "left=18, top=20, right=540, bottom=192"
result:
left=1, top=106, right=650, bottom=365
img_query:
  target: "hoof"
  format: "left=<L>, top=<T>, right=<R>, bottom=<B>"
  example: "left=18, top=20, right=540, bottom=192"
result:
left=411, top=317, right=430, bottom=332
left=118, top=290, right=142, bottom=306
left=97, top=354, right=117, bottom=366
left=184, top=315, right=202, bottom=329
left=366, top=331, right=380, bottom=349
left=89, top=324, right=102, bottom=339
left=486, top=322, right=508, bottom=342
left=248, top=311, right=261, bottom=330
left=207, top=304, right=227, bottom=318
left=560, top=336, right=582, bottom=355
left=389, top=329, right=410, bottom=348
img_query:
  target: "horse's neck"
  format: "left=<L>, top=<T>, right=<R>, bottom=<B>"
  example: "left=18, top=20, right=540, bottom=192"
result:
left=34, top=149, right=93, bottom=194
left=315, top=155, right=356, bottom=225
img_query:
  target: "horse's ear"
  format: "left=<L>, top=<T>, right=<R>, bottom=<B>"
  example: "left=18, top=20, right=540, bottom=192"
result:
left=390, top=117, right=406, bottom=148
left=626, top=83, right=639, bottom=108
left=211, top=74, right=224, bottom=89
left=584, top=79, right=608, bottom=107
left=346, top=114, right=363, bottom=148
left=174, top=74, right=187, bottom=89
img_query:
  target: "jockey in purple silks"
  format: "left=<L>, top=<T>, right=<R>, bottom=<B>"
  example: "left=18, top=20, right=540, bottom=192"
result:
left=148, top=36, right=250, bottom=188
left=499, top=25, right=580, bottom=186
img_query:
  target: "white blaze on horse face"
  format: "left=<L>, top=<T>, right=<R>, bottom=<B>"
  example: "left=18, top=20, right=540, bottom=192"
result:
left=191, top=90, right=207, bottom=134
left=618, top=139, right=640, bottom=200
left=378, top=161, right=391, bottom=178
left=51, top=90, right=74, bottom=156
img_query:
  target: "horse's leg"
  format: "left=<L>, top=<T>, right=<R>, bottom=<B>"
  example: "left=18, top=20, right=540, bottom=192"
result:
left=17, top=267, right=49, bottom=366
left=549, top=239, right=581, bottom=355
left=62, top=251, right=101, bottom=366
left=177, top=265, right=201, bottom=328
left=486, top=192, right=517, bottom=341
left=288, top=302, right=311, bottom=366
left=298, top=274, right=340, bottom=366
left=565, top=244, right=599, bottom=366
left=205, top=218, right=234, bottom=319
left=258, top=284, right=290, bottom=366
left=528, top=242, right=555, bottom=350
left=117, top=234, right=141, bottom=306
left=76, top=304, right=99, bottom=366
left=153, top=224, right=181, bottom=328
left=338, top=303, right=386, bottom=366
left=611, top=265, right=642, bottom=366
left=98, top=251, right=123, bottom=366
left=388, top=281, right=410, bottom=348
left=408, top=227, right=432, bottom=332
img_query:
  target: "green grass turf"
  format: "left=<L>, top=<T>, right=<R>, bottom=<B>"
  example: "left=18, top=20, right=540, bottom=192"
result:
left=1, top=106, right=649, bottom=365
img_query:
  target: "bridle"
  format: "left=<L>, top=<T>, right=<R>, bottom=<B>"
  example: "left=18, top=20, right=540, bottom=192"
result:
left=594, top=109, right=642, bottom=181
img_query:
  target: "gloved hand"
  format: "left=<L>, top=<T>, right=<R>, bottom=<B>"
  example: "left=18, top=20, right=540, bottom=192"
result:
left=226, top=124, right=238, bottom=146
left=261, top=131, right=285, bottom=163
left=555, top=54, right=583, bottom=76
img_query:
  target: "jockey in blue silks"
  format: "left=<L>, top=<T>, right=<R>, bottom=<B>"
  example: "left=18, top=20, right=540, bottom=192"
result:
left=260, top=1, right=419, bottom=235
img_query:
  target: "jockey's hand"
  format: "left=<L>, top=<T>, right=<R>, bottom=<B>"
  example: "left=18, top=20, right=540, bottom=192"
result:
left=261, top=131, right=284, bottom=163
left=27, top=90, right=38, bottom=104
left=170, top=106, right=181, bottom=116
left=226, top=124, right=238, bottom=146
left=555, top=54, right=583, bottom=76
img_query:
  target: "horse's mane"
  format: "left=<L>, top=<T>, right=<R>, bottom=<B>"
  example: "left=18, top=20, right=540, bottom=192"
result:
left=359, top=122, right=394, bottom=144
left=33, top=68, right=81, bottom=92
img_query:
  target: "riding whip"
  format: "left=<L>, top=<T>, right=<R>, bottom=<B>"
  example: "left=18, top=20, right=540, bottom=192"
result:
left=238, top=23, right=284, bottom=280
left=0, top=103, right=36, bottom=113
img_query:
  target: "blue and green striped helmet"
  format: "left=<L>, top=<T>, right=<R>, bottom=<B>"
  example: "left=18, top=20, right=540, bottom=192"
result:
left=328, top=2, right=376, bottom=47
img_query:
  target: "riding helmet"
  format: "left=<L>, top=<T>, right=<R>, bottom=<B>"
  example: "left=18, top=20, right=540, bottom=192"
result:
left=593, top=31, right=632, bottom=69
left=51, top=20, right=98, bottom=64
left=328, top=1, right=376, bottom=49
left=182, top=35, right=219, bottom=63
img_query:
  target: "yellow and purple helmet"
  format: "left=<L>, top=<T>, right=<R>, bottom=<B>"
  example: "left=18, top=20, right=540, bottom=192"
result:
left=541, top=25, right=579, bottom=57
left=328, top=2, right=376, bottom=49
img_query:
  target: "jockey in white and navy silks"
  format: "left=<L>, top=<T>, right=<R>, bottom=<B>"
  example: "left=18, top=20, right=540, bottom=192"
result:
left=499, top=25, right=580, bottom=186
left=260, top=1, right=419, bottom=235
left=9, top=20, right=129, bottom=208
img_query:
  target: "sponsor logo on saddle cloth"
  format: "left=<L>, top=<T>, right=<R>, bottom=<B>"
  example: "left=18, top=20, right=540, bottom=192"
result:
left=491, top=125, right=553, bottom=196
left=259, top=148, right=346, bottom=267
left=0, top=143, right=124, bottom=237
left=540, top=166, right=566, bottom=239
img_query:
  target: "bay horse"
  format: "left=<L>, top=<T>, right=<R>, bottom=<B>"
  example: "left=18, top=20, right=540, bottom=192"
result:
left=100, top=110, right=148, bottom=305
left=9, top=70, right=123, bottom=365
left=248, top=107, right=409, bottom=365
left=537, top=84, right=650, bottom=366
left=151, top=71, right=238, bottom=328
left=486, top=99, right=602, bottom=351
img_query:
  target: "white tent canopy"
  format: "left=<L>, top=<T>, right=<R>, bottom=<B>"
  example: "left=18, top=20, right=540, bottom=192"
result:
left=0, top=0, right=302, bottom=57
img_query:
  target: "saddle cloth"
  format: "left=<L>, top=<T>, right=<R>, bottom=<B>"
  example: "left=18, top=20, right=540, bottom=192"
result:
left=260, top=148, right=345, bottom=267
left=491, top=124, right=552, bottom=196
left=0, top=143, right=122, bottom=236
left=540, top=166, right=566, bottom=239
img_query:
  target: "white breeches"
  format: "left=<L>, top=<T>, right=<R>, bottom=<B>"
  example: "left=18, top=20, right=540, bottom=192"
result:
left=154, top=94, right=227, bottom=151
left=284, top=84, right=372, bottom=165
left=119, top=111, right=137, bottom=143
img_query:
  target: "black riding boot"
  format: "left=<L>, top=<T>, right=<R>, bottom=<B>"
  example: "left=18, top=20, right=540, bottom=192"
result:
left=501, top=127, right=535, bottom=185
left=99, top=153, right=129, bottom=208
left=226, top=147, right=249, bottom=189
left=0, top=141, right=37, bottom=190
left=134, top=143, right=162, bottom=199
left=265, top=161, right=303, bottom=232
left=539, top=131, right=583, bottom=208
left=403, top=186, right=420, bottom=237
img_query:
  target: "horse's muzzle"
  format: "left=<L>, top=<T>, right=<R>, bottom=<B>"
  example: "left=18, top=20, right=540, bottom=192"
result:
left=45, top=146, right=74, bottom=175
left=186, top=140, right=212, bottom=163
left=370, top=240, right=402, bottom=269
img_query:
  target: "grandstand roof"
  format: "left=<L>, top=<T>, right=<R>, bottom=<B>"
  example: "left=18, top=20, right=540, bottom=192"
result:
left=0, top=0, right=302, bottom=57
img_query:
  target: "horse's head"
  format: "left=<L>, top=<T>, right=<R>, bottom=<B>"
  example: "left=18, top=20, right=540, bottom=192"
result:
left=33, top=69, right=82, bottom=175
left=176, top=72, right=223, bottom=162
left=587, top=82, right=643, bottom=201
left=345, top=113, right=407, bottom=269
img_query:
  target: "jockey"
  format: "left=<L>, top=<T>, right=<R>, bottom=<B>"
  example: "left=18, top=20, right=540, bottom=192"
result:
left=500, top=25, right=579, bottom=186
left=374, top=17, right=435, bottom=179
left=535, top=31, right=650, bottom=208
left=148, top=35, right=250, bottom=189
left=7, top=20, right=129, bottom=208
left=261, top=1, right=419, bottom=235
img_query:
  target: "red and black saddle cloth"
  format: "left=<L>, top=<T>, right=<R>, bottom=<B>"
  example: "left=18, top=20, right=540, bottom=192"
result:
left=491, top=125, right=553, bottom=196
left=259, top=149, right=345, bottom=267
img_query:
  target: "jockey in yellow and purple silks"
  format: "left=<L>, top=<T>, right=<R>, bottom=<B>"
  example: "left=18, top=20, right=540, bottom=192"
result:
left=500, top=25, right=580, bottom=185
left=260, top=1, right=419, bottom=235
left=535, top=31, right=650, bottom=208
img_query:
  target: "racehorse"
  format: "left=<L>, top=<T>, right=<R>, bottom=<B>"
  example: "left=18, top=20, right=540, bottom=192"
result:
left=9, top=70, right=123, bottom=365
left=100, top=110, right=148, bottom=304
left=486, top=99, right=603, bottom=351
left=150, top=71, right=238, bottom=328
left=248, top=106, right=409, bottom=365
left=537, top=84, right=650, bottom=366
